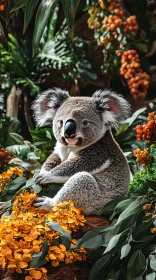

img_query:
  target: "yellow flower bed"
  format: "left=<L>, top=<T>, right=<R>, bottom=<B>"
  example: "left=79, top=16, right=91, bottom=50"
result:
left=0, top=190, right=86, bottom=280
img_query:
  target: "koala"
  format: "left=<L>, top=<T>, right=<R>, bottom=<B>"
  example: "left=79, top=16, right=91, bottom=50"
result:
left=32, top=88, right=131, bottom=216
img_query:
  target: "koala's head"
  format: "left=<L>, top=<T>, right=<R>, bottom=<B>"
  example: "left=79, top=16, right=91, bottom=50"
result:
left=32, top=88, right=131, bottom=148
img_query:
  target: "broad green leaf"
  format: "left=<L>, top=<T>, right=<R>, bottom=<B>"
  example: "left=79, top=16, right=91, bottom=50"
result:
left=32, top=184, right=42, bottom=194
left=122, top=108, right=146, bottom=126
left=89, top=255, right=111, bottom=280
left=72, top=231, right=102, bottom=250
left=115, top=123, right=129, bottom=136
left=61, top=0, right=80, bottom=38
left=146, top=272, right=156, bottom=280
left=32, top=0, right=59, bottom=56
left=150, top=255, right=156, bottom=271
left=23, top=0, right=39, bottom=33
left=104, top=231, right=128, bottom=254
left=133, top=182, right=149, bottom=196
left=5, top=177, right=27, bottom=191
left=46, top=221, right=71, bottom=250
left=127, top=250, right=146, bottom=278
left=120, top=244, right=131, bottom=259
left=26, top=179, right=36, bottom=188
left=10, top=0, right=26, bottom=13
left=100, top=197, right=125, bottom=215
left=116, top=199, right=146, bottom=225
left=29, top=240, right=48, bottom=268
left=110, top=197, right=135, bottom=220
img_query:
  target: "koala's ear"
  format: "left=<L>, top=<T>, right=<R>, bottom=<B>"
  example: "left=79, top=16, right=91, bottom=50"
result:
left=32, top=88, right=69, bottom=126
left=93, top=90, right=131, bottom=128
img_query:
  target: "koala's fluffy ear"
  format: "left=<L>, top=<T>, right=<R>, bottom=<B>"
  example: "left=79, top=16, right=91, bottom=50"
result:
left=32, top=88, right=69, bottom=126
left=93, top=90, right=131, bottom=128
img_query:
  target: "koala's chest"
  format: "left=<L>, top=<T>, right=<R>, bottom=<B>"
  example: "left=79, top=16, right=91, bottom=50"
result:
left=54, top=142, right=79, bottom=161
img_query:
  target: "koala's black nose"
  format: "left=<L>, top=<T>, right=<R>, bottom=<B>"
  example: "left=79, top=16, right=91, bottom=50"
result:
left=64, top=119, right=76, bottom=138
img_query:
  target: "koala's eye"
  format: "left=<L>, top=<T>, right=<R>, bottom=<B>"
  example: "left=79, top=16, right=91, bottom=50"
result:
left=60, top=120, right=63, bottom=127
left=82, top=120, right=88, bottom=126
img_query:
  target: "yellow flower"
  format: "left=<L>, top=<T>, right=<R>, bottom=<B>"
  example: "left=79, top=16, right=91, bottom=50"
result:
left=0, top=190, right=86, bottom=277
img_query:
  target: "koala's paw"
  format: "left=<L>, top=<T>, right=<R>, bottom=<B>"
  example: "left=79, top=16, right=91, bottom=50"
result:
left=33, top=172, right=51, bottom=184
left=33, top=196, right=53, bottom=210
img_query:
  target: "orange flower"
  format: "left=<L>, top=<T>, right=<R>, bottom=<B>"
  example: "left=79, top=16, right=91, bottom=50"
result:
left=150, top=228, right=156, bottom=234
left=0, top=190, right=86, bottom=278
left=0, top=167, right=23, bottom=192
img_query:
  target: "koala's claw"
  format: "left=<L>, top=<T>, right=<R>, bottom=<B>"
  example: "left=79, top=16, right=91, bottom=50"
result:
left=33, top=173, right=39, bottom=180
left=34, top=173, right=50, bottom=184
left=33, top=196, right=53, bottom=210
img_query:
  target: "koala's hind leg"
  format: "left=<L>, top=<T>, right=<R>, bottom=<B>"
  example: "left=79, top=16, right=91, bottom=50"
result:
left=34, top=172, right=104, bottom=216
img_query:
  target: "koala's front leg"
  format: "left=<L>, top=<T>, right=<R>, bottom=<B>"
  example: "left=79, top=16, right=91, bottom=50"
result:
left=33, top=153, right=61, bottom=180
left=34, top=172, right=105, bottom=215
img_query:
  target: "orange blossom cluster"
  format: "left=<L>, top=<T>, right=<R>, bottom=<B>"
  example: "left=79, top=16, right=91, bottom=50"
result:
left=133, top=148, right=153, bottom=168
left=0, top=148, right=17, bottom=169
left=0, top=190, right=86, bottom=280
left=117, top=50, right=150, bottom=99
left=102, top=0, right=139, bottom=38
left=136, top=111, right=156, bottom=141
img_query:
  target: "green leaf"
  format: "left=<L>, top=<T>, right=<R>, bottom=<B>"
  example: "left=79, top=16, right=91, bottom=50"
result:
left=10, top=0, right=26, bottom=13
left=120, top=244, right=131, bottom=259
left=32, top=184, right=42, bottom=194
left=110, top=197, right=135, bottom=220
left=8, top=34, right=20, bottom=49
left=133, top=219, right=153, bottom=240
left=133, top=182, right=149, bottom=196
left=23, top=0, right=39, bottom=33
left=146, top=180, right=156, bottom=192
left=115, top=123, right=129, bottom=136
left=29, top=240, right=48, bottom=268
left=100, top=197, right=125, bottom=215
left=5, top=177, right=27, bottom=191
left=89, top=255, right=111, bottom=280
left=72, top=231, right=102, bottom=250
left=9, top=132, right=24, bottom=144
left=1, top=211, right=11, bottom=217
left=32, top=0, right=59, bottom=56
left=150, top=255, right=156, bottom=271
left=116, top=198, right=146, bottom=225
left=146, top=272, right=156, bottom=280
left=25, top=179, right=36, bottom=188
left=61, top=0, right=80, bottom=38
left=104, top=231, right=128, bottom=254
left=46, top=129, right=52, bottom=139
left=121, top=108, right=146, bottom=127
left=127, top=250, right=146, bottom=278
left=46, top=221, right=71, bottom=250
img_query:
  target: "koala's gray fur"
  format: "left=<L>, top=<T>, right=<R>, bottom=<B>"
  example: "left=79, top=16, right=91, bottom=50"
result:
left=32, top=88, right=131, bottom=215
